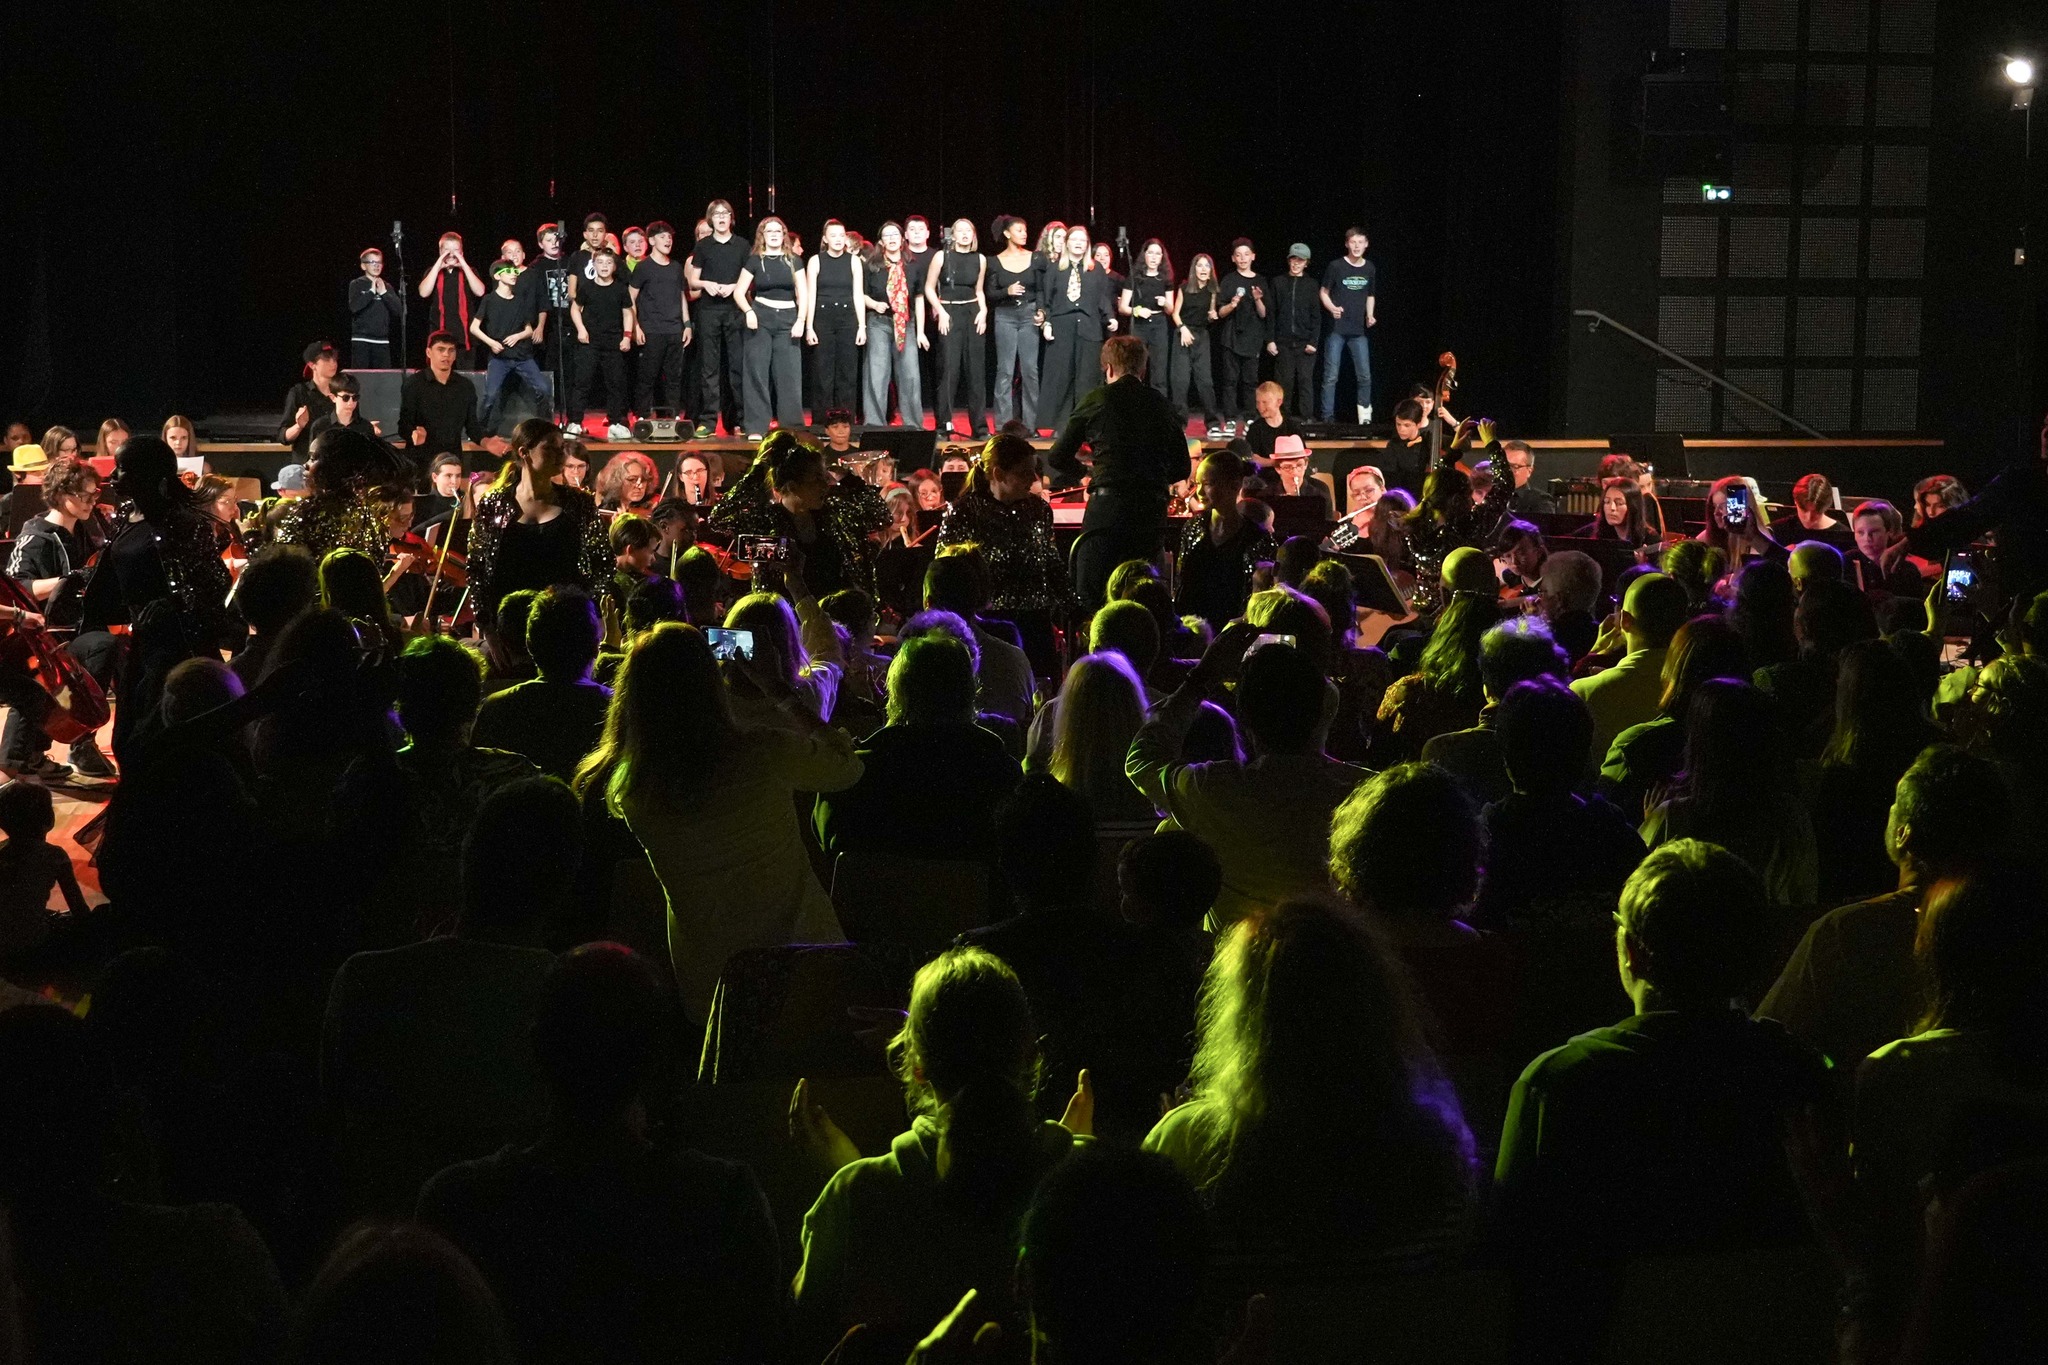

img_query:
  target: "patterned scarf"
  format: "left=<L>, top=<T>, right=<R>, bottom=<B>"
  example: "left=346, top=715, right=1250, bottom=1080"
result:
left=888, top=259, right=908, bottom=348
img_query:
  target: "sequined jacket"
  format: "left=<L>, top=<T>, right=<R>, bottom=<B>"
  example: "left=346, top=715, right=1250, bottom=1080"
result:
left=1404, top=458, right=1513, bottom=614
left=707, top=463, right=894, bottom=597
left=271, top=490, right=389, bottom=565
left=936, top=488, right=1079, bottom=615
left=467, top=483, right=615, bottom=628
left=1177, top=513, right=1278, bottom=624
left=80, top=507, right=241, bottom=651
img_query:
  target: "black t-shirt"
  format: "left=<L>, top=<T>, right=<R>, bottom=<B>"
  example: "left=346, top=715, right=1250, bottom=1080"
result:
left=690, top=235, right=749, bottom=304
left=1245, top=414, right=1302, bottom=459
left=431, top=267, right=475, bottom=336
left=1322, top=257, right=1376, bottom=336
left=744, top=254, right=797, bottom=303
left=577, top=277, right=631, bottom=343
left=629, top=257, right=686, bottom=333
left=479, top=289, right=538, bottom=361
left=525, top=256, right=573, bottom=312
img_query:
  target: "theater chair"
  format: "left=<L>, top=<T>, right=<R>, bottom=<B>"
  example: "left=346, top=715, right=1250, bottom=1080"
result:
left=696, top=942, right=913, bottom=1085
left=829, top=851, right=996, bottom=953
left=1601, top=1242, right=1836, bottom=1364
left=672, top=1075, right=910, bottom=1268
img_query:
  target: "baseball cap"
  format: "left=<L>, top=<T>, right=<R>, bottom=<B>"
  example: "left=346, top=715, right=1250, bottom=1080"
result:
left=275, top=463, right=308, bottom=493
left=302, top=340, right=338, bottom=365
left=1288, top=243, right=1312, bottom=260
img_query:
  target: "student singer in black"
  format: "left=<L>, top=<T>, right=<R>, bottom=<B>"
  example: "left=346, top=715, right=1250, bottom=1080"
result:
left=1039, top=225, right=1117, bottom=433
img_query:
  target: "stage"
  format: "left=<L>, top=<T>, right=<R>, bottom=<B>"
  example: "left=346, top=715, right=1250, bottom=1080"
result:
left=193, top=426, right=1951, bottom=513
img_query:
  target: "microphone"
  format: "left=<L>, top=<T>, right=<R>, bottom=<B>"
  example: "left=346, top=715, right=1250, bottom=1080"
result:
left=391, top=220, right=404, bottom=245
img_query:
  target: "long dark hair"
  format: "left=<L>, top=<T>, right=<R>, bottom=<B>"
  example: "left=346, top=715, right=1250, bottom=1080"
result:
left=1407, top=463, right=1473, bottom=528
left=573, top=623, right=734, bottom=809
left=1676, top=678, right=1785, bottom=827
left=1418, top=592, right=1501, bottom=704
left=1822, top=637, right=1938, bottom=773
left=1133, top=237, right=1176, bottom=284
left=1730, top=560, right=1799, bottom=669
left=894, top=947, right=1047, bottom=1215
left=1593, top=476, right=1656, bottom=544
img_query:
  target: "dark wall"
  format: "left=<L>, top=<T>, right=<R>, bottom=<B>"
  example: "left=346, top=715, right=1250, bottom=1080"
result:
left=9, top=0, right=1567, bottom=436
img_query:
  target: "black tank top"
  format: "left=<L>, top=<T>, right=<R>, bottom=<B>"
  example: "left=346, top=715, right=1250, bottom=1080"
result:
left=937, top=250, right=981, bottom=301
left=815, top=251, right=854, bottom=305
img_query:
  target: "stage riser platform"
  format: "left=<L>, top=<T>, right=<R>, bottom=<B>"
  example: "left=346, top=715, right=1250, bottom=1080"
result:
left=193, top=435, right=1950, bottom=512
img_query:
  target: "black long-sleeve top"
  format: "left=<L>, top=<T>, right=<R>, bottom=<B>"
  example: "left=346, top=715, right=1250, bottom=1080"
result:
left=936, top=487, right=1079, bottom=615
left=398, top=369, right=486, bottom=463
left=1045, top=375, right=1188, bottom=500
left=1904, top=461, right=2048, bottom=604
left=1269, top=272, right=1321, bottom=346
left=348, top=278, right=404, bottom=341
left=987, top=254, right=1041, bottom=311
left=1039, top=261, right=1116, bottom=336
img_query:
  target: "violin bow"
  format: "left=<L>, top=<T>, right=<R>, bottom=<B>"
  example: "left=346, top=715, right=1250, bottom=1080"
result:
left=422, top=502, right=464, bottom=635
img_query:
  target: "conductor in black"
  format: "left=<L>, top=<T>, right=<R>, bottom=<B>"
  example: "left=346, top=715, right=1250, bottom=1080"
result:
left=1045, top=335, right=1188, bottom=609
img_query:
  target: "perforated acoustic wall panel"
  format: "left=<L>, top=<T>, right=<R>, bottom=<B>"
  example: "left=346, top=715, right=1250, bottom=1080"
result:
left=1652, top=0, right=1933, bottom=434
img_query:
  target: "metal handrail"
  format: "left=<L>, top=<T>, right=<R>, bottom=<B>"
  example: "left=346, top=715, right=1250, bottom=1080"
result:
left=1573, top=307, right=1827, bottom=439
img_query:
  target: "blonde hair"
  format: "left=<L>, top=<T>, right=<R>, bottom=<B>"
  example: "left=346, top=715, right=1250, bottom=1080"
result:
left=1049, top=652, right=1149, bottom=817
left=947, top=217, right=979, bottom=251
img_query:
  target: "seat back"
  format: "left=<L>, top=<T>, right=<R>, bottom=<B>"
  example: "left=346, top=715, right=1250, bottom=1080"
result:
left=607, top=855, right=677, bottom=995
left=698, top=942, right=912, bottom=1083
left=1251, top=1266, right=1511, bottom=1365
left=1601, top=1243, right=1835, bottom=1365
left=672, top=1075, right=909, bottom=1265
left=830, top=851, right=996, bottom=953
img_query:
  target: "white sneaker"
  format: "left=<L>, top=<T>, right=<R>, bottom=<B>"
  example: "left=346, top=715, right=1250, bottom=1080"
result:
left=1357, top=404, right=1371, bottom=425
left=607, top=423, right=633, bottom=441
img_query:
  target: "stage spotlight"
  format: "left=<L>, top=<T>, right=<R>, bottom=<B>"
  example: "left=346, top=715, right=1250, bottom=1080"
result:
left=2005, top=57, right=2035, bottom=88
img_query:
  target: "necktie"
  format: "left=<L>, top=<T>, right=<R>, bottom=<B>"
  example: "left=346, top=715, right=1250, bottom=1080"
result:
left=888, top=261, right=908, bottom=348
left=1066, top=265, right=1081, bottom=303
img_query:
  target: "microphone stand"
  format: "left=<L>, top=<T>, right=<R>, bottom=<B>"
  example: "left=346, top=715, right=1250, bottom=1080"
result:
left=391, top=220, right=409, bottom=369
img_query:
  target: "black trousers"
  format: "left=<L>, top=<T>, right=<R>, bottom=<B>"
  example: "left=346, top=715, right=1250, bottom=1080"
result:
left=636, top=332, right=687, bottom=415
left=351, top=339, right=393, bottom=368
left=1073, top=492, right=1168, bottom=610
left=1171, top=330, right=1220, bottom=425
left=742, top=314, right=804, bottom=434
left=811, top=303, right=861, bottom=413
left=572, top=343, right=630, bottom=425
left=1220, top=348, right=1261, bottom=417
left=1040, top=318, right=1104, bottom=433
left=933, top=303, right=988, bottom=437
left=697, top=305, right=745, bottom=429
left=7, top=629, right=127, bottom=763
left=540, top=312, right=567, bottom=413
left=1131, top=317, right=1173, bottom=400
left=1274, top=341, right=1317, bottom=419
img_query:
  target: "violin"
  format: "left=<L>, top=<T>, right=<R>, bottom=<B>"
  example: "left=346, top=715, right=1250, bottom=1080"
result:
left=0, top=576, right=110, bottom=746
left=388, top=530, right=469, bottom=589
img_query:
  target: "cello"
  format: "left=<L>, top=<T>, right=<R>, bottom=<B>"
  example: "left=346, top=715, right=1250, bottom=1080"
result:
left=0, top=576, right=111, bottom=746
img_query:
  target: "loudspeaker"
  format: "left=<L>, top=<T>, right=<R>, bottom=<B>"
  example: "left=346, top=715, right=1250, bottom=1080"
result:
left=858, top=427, right=937, bottom=469
left=350, top=368, right=548, bottom=439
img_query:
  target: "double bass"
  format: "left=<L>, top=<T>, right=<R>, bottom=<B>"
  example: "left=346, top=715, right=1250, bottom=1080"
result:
left=0, top=576, right=110, bottom=746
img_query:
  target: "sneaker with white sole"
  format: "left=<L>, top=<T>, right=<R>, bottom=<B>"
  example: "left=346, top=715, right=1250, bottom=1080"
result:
left=69, top=735, right=118, bottom=781
left=14, top=756, right=74, bottom=785
left=1204, top=425, right=1224, bottom=439
left=607, top=423, right=633, bottom=441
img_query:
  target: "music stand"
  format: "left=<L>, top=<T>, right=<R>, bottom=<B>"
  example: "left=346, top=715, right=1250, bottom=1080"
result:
left=1335, top=552, right=1411, bottom=617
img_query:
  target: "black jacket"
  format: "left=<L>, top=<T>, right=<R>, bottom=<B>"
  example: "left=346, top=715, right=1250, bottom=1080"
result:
left=1269, top=272, right=1322, bottom=346
left=348, top=277, right=404, bottom=340
left=1045, top=375, right=1189, bottom=502
left=1039, top=262, right=1117, bottom=338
